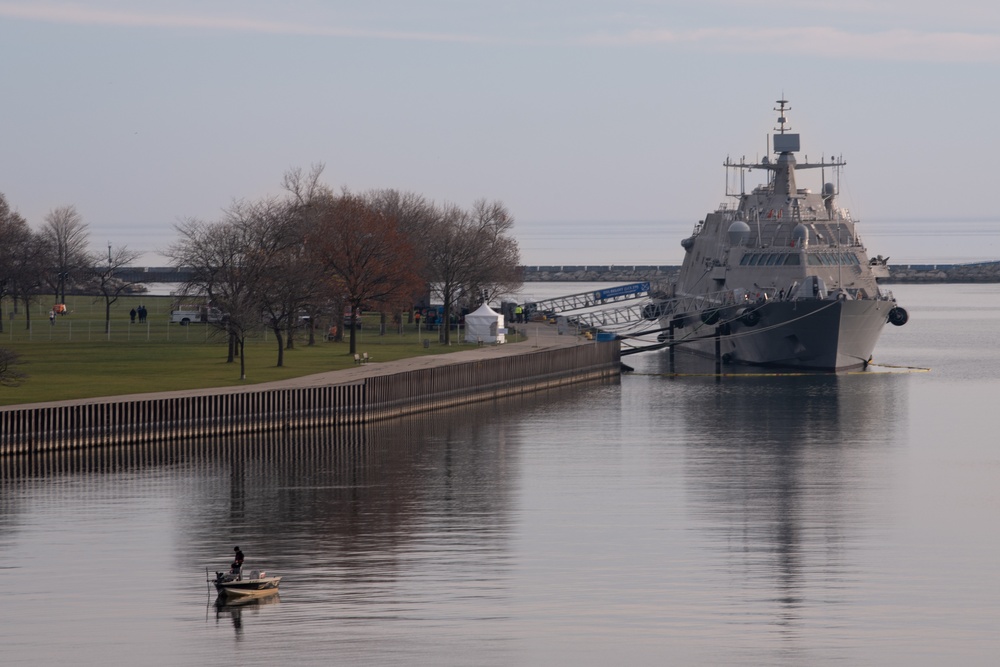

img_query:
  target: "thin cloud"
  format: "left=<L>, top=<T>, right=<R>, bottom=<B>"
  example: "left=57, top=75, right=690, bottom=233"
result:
left=0, top=2, right=489, bottom=43
left=587, top=25, right=1000, bottom=63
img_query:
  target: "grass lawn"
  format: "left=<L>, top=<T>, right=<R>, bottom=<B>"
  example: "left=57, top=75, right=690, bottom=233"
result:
left=0, top=294, right=522, bottom=406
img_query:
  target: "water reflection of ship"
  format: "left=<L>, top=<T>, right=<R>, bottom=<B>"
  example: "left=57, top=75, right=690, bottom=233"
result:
left=663, top=358, right=908, bottom=627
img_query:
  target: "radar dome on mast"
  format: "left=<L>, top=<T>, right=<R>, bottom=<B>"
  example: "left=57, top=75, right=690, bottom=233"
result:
left=792, top=223, right=809, bottom=249
left=727, top=220, right=751, bottom=246
left=823, top=182, right=836, bottom=216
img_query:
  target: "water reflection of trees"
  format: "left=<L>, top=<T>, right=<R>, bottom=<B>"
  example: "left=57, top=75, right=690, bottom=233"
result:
left=0, top=383, right=609, bottom=607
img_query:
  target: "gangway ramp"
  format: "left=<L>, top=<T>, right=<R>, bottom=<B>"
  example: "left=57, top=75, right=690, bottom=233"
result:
left=526, top=282, right=652, bottom=315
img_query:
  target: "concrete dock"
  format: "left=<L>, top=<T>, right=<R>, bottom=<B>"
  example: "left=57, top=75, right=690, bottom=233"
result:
left=1, top=323, right=620, bottom=453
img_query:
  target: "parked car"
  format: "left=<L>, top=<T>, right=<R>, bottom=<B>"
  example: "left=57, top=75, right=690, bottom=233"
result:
left=170, top=305, right=225, bottom=325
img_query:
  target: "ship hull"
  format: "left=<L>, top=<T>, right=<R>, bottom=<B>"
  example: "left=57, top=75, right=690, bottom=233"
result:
left=664, top=298, right=892, bottom=371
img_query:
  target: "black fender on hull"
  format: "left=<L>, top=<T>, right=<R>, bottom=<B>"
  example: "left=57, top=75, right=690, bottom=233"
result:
left=888, top=307, right=908, bottom=326
left=740, top=308, right=761, bottom=327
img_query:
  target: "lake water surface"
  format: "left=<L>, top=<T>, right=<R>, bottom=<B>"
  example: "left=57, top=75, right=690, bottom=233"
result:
left=2, top=284, right=999, bottom=666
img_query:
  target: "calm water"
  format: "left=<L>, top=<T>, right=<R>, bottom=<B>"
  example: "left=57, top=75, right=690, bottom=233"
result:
left=2, top=284, right=1000, bottom=666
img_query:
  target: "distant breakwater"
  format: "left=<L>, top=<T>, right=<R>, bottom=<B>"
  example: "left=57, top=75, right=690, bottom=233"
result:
left=521, top=262, right=1000, bottom=283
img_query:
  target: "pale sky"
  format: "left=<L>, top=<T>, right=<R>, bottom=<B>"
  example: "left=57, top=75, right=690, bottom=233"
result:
left=2, top=1, right=999, bottom=266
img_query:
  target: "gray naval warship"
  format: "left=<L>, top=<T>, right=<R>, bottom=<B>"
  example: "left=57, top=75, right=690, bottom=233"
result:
left=656, top=100, right=907, bottom=370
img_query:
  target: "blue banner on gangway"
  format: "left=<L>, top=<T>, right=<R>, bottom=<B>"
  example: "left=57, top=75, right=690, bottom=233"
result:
left=593, top=282, right=650, bottom=301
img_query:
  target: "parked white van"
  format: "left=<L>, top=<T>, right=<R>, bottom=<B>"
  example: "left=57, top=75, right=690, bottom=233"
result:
left=170, top=305, right=225, bottom=325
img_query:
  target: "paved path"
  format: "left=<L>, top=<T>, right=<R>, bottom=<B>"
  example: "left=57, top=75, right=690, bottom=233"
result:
left=267, top=321, right=585, bottom=389
left=5, top=322, right=592, bottom=409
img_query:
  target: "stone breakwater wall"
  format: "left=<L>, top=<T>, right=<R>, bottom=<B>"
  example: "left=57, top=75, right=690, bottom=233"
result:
left=0, top=342, right=620, bottom=455
left=523, top=266, right=679, bottom=283
left=521, top=262, right=1000, bottom=283
left=883, top=262, right=1000, bottom=283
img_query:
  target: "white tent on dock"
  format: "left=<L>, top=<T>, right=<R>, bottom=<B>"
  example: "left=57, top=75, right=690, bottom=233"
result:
left=464, top=303, right=505, bottom=344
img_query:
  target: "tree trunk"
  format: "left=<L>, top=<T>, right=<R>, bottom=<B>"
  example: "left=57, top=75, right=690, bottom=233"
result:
left=273, top=326, right=285, bottom=366
left=239, top=337, right=246, bottom=380
left=442, top=301, right=452, bottom=345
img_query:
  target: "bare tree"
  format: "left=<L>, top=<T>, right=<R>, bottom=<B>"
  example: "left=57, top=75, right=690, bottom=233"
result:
left=42, top=205, right=90, bottom=301
left=281, top=164, right=335, bottom=348
left=465, top=199, right=524, bottom=304
left=0, top=194, right=32, bottom=333
left=171, top=217, right=256, bottom=379
left=0, top=347, right=27, bottom=386
left=3, top=223, right=51, bottom=331
left=242, top=198, right=307, bottom=367
left=169, top=197, right=303, bottom=376
left=87, top=244, right=142, bottom=335
left=420, top=200, right=522, bottom=344
left=305, top=192, right=425, bottom=354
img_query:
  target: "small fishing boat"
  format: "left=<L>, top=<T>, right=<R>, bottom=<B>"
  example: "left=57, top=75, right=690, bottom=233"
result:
left=209, top=566, right=282, bottom=600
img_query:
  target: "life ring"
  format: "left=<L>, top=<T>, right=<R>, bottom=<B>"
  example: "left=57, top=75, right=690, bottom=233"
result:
left=777, top=209, right=783, bottom=219
left=767, top=209, right=774, bottom=218
left=888, top=307, right=908, bottom=326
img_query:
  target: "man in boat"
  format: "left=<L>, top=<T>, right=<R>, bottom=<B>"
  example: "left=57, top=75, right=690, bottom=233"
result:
left=231, top=546, right=244, bottom=575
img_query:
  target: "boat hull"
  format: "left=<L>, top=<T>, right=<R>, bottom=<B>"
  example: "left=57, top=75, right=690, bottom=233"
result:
left=664, top=298, right=892, bottom=371
left=214, top=576, right=282, bottom=599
